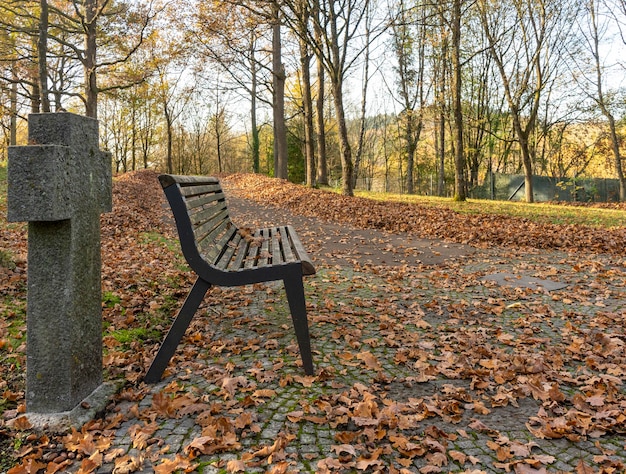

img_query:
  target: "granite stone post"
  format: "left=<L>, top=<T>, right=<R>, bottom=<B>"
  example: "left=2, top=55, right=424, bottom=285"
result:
left=7, top=113, right=112, bottom=418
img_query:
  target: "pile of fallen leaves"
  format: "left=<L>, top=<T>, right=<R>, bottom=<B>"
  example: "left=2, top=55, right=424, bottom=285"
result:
left=1, top=170, right=625, bottom=473
left=220, top=174, right=626, bottom=256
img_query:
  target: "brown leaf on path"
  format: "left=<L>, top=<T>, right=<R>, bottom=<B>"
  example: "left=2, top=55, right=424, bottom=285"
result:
left=153, top=455, right=197, bottom=474
left=76, top=452, right=103, bottom=474
left=251, top=432, right=295, bottom=461
left=331, top=444, right=357, bottom=456
left=292, top=375, right=316, bottom=387
left=356, top=351, right=383, bottom=371
left=286, top=410, right=304, bottom=422
left=10, top=416, right=32, bottom=431
left=220, top=376, right=249, bottom=398
left=45, top=460, right=74, bottom=474
left=112, top=453, right=144, bottom=474
left=7, top=459, right=47, bottom=474
left=267, top=461, right=294, bottom=474
left=418, top=465, right=442, bottom=474
left=253, top=388, right=277, bottom=399
left=586, top=394, right=605, bottom=407
left=225, top=459, right=247, bottom=473
left=150, top=391, right=177, bottom=418
left=468, top=418, right=499, bottom=436
left=317, top=457, right=345, bottom=472
left=185, top=432, right=241, bottom=456
left=513, top=463, right=547, bottom=474
left=128, top=422, right=158, bottom=450
left=576, top=460, right=597, bottom=474
left=448, top=450, right=467, bottom=464
left=547, top=383, right=566, bottom=403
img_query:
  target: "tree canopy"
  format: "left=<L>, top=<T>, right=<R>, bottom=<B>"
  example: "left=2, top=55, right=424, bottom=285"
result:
left=2, top=0, right=626, bottom=200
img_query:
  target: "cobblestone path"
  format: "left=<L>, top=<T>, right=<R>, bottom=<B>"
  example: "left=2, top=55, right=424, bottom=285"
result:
left=89, top=196, right=626, bottom=473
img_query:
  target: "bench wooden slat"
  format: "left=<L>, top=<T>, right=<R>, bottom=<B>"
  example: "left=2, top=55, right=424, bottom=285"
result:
left=258, top=228, right=271, bottom=267
left=286, top=225, right=308, bottom=261
left=193, top=207, right=229, bottom=242
left=231, top=234, right=249, bottom=271
left=159, top=174, right=219, bottom=188
left=187, top=197, right=226, bottom=217
left=200, top=220, right=235, bottom=261
left=186, top=191, right=227, bottom=210
left=283, top=226, right=299, bottom=263
left=271, top=227, right=284, bottom=265
left=215, top=231, right=241, bottom=270
left=180, top=183, right=222, bottom=197
left=244, top=229, right=262, bottom=269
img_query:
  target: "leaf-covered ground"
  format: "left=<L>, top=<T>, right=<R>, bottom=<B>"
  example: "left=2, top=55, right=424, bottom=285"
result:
left=1, top=170, right=625, bottom=473
left=219, top=174, right=626, bottom=257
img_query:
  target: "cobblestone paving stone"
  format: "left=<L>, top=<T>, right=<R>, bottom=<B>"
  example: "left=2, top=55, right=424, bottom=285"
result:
left=86, top=241, right=626, bottom=473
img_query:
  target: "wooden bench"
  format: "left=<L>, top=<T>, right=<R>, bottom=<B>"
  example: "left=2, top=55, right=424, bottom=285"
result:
left=145, top=174, right=316, bottom=383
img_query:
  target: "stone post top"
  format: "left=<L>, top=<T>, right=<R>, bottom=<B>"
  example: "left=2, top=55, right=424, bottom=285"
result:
left=27, top=112, right=99, bottom=148
left=7, top=112, right=112, bottom=223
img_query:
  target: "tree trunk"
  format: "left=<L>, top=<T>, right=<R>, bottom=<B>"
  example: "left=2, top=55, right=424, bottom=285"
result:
left=330, top=77, right=353, bottom=196
left=215, top=110, right=224, bottom=173
left=352, top=4, right=371, bottom=191
left=437, top=111, right=445, bottom=196
left=297, top=2, right=315, bottom=186
left=511, top=114, right=534, bottom=202
left=272, top=2, right=288, bottom=179
left=405, top=113, right=417, bottom=194
left=606, top=114, right=626, bottom=201
left=300, top=40, right=315, bottom=187
left=165, top=107, right=173, bottom=174
left=315, top=42, right=328, bottom=186
left=589, top=0, right=626, bottom=201
left=38, top=0, right=50, bottom=113
left=10, top=61, right=18, bottom=146
left=84, top=0, right=98, bottom=118
left=131, top=102, right=137, bottom=171
left=250, top=34, right=260, bottom=173
left=30, top=34, right=40, bottom=113
left=451, top=0, right=466, bottom=201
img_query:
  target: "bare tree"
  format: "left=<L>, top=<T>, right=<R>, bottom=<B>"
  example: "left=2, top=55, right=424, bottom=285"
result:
left=295, top=1, right=316, bottom=186
left=271, top=1, right=288, bottom=179
left=451, top=0, right=466, bottom=200
left=313, top=2, right=328, bottom=185
left=38, top=0, right=50, bottom=112
left=192, top=1, right=275, bottom=174
left=389, top=0, right=428, bottom=195
left=477, top=0, right=574, bottom=202
left=68, top=0, right=154, bottom=118
left=281, top=0, right=381, bottom=195
left=571, top=0, right=625, bottom=200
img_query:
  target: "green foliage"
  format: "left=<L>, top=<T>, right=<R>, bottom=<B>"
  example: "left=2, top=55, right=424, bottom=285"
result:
left=103, top=291, right=121, bottom=307
left=287, top=131, right=305, bottom=184
left=0, top=164, right=6, bottom=208
left=0, top=249, right=15, bottom=270
left=139, top=231, right=180, bottom=253
left=109, top=327, right=160, bottom=346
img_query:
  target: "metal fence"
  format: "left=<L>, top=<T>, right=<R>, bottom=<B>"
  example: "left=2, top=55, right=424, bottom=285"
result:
left=472, top=173, right=621, bottom=202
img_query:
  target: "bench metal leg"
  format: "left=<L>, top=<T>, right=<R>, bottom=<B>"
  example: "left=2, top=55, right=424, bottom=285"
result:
left=145, top=277, right=211, bottom=383
left=283, top=273, right=314, bottom=376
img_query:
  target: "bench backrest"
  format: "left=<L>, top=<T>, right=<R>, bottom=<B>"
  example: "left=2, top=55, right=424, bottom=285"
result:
left=159, top=174, right=237, bottom=270
left=159, top=174, right=315, bottom=285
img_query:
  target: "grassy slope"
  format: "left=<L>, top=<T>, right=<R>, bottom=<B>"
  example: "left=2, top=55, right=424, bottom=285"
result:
left=351, top=189, right=626, bottom=228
